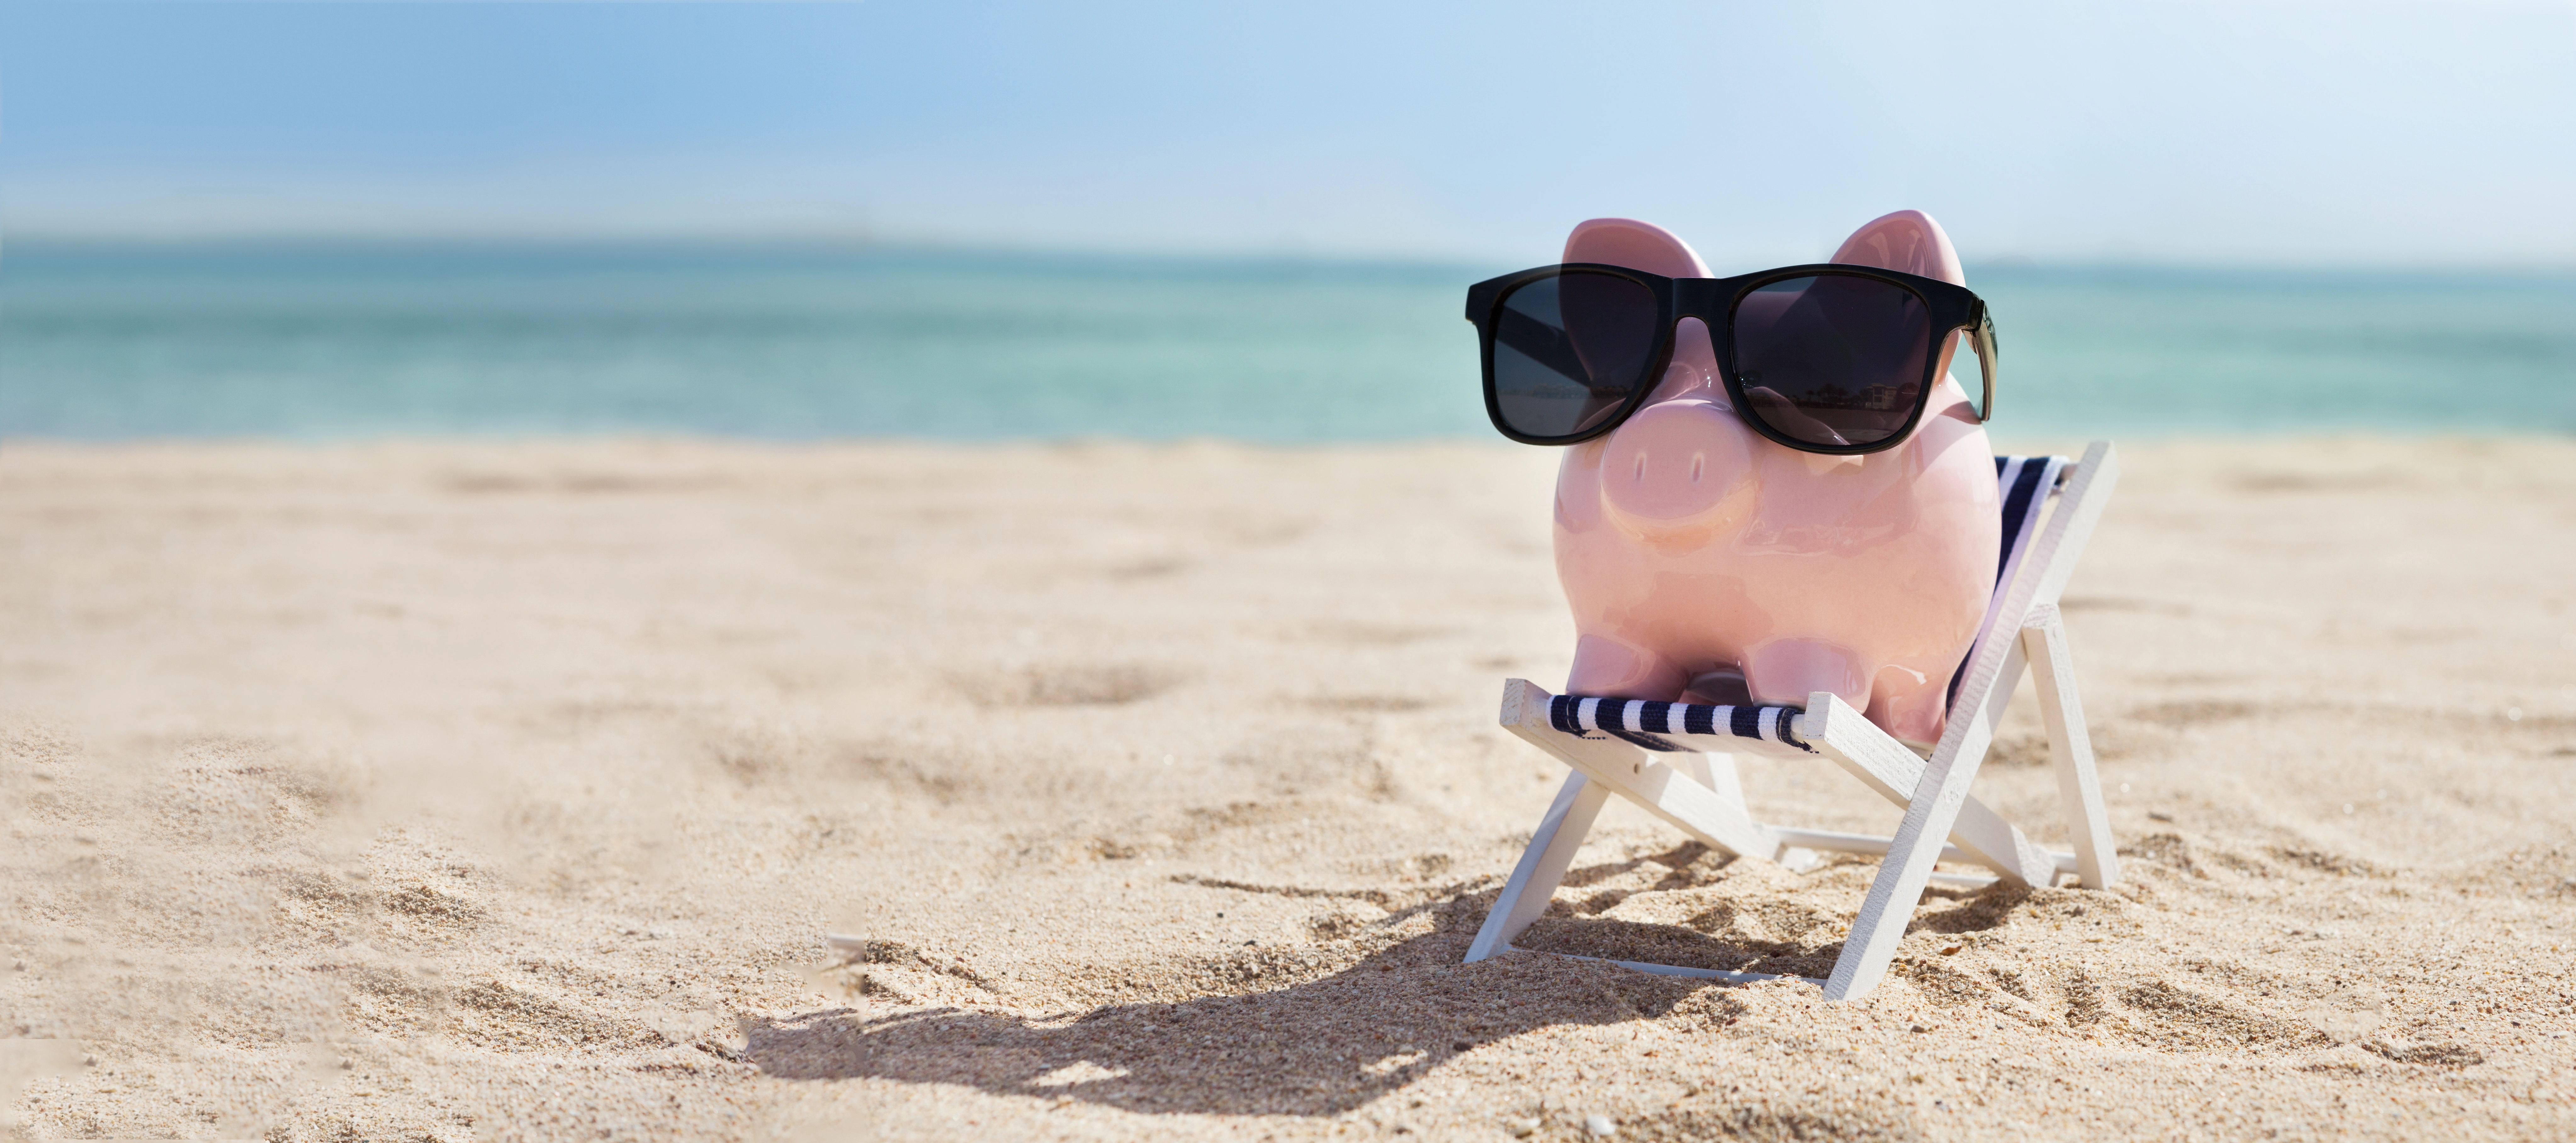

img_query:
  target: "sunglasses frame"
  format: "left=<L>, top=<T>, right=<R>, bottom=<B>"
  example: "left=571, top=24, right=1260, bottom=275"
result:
left=1467, top=262, right=1998, bottom=454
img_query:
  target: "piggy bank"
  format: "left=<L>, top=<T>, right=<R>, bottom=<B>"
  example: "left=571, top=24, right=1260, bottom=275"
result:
left=1552, top=211, right=1999, bottom=747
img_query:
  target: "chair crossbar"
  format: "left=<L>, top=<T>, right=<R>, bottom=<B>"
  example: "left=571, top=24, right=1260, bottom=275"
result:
left=1467, top=442, right=2123, bottom=1002
left=1762, top=825, right=2078, bottom=876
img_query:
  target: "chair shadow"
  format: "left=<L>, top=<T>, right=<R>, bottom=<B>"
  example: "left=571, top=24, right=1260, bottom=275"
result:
left=748, top=926, right=1731, bottom=1117
left=1486, top=861, right=2040, bottom=979
left=746, top=867, right=2036, bottom=1117
left=1514, top=914, right=1835, bottom=978
left=1906, top=883, right=2037, bottom=935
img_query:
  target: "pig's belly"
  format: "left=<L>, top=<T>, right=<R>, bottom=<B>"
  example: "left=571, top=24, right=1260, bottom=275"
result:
left=1555, top=523, right=1995, bottom=674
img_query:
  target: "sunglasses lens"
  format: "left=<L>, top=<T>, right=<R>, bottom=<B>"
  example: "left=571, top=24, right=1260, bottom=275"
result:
left=1489, top=270, right=1660, bottom=440
left=1729, top=274, right=1932, bottom=449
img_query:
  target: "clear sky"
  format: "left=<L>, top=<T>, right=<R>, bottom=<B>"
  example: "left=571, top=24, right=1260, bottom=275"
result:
left=2, top=0, right=2572, bottom=265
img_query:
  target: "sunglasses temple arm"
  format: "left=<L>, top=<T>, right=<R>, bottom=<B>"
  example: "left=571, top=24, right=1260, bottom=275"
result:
left=1973, top=315, right=1997, bottom=422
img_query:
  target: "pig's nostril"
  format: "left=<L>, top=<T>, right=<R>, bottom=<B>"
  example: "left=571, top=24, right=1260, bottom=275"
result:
left=1632, top=451, right=1647, bottom=483
left=1691, top=452, right=1705, bottom=484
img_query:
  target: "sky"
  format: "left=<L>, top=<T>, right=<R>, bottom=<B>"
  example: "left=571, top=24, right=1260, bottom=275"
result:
left=1, top=0, right=2572, bottom=266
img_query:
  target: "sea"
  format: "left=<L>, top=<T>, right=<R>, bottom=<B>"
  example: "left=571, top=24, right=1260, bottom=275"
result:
left=3, top=241, right=2572, bottom=442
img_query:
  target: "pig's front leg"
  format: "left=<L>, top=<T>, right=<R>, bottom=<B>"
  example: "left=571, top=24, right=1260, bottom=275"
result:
left=1565, top=633, right=1688, bottom=700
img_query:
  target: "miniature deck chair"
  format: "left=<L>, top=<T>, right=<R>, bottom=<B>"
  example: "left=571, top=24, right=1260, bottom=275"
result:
left=1466, top=441, right=2122, bottom=1002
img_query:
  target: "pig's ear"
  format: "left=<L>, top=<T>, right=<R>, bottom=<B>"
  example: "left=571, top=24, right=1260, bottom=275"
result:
left=1830, top=210, right=1965, bottom=286
left=1563, top=218, right=1711, bottom=278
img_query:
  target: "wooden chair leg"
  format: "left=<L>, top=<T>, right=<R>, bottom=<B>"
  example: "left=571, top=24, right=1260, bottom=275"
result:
left=2024, top=605, right=2120, bottom=889
left=1820, top=741, right=1997, bottom=999
left=1823, top=642, right=2023, bottom=1000
left=1466, top=772, right=1608, bottom=962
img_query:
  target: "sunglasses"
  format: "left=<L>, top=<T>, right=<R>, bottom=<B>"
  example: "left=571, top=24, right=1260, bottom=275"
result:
left=1466, top=263, right=1998, bottom=454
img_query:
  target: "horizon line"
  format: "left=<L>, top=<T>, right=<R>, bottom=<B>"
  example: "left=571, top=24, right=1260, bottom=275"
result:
left=8, top=232, right=2576, bottom=278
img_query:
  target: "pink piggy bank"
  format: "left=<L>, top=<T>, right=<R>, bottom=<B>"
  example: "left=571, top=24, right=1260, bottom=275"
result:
left=1546, top=211, right=1999, bottom=747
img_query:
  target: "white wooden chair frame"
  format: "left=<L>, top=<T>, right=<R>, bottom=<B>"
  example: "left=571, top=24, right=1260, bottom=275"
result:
left=1465, top=440, right=2122, bottom=1001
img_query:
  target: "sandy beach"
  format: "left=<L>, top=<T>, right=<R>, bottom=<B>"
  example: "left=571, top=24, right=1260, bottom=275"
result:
left=2, top=435, right=2571, bottom=1141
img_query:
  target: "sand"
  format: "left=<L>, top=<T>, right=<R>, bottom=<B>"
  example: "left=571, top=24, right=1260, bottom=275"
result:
left=1, top=435, right=2571, bottom=1141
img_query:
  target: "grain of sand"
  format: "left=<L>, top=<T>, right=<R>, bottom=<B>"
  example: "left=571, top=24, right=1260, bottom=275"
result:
left=2, top=436, right=2572, bottom=1141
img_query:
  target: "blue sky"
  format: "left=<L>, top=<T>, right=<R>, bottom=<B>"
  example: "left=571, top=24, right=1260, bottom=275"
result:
left=2, top=1, right=2572, bottom=265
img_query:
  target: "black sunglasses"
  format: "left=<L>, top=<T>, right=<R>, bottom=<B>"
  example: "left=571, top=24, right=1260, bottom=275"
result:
left=1466, top=263, right=1998, bottom=454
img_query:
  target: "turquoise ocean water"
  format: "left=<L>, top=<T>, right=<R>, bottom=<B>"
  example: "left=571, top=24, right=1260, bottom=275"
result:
left=3, top=242, right=2571, bottom=441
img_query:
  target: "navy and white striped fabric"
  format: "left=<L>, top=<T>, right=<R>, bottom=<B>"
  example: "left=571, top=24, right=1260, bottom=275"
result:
left=1549, top=693, right=1814, bottom=754
left=1990, top=456, right=2069, bottom=614
left=1945, top=455, right=2071, bottom=710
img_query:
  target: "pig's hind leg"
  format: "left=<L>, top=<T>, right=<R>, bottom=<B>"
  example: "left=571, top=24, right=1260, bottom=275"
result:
left=1866, top=661, right=1954, bottom=749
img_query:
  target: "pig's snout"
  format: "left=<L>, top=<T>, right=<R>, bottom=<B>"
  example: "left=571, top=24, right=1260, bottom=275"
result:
left=1596, top=399, right=1755, bottom=543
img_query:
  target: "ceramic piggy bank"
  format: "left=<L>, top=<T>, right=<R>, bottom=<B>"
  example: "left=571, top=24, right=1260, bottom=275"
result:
left=1548, top=211, right=1998, bottom=747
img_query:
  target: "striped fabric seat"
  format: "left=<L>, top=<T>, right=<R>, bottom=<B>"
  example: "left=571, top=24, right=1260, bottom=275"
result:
left=1952, top=456, right=2072, bottom=708
left=1549, top=693, right=1812, bottom=754
left=1990, top=456, right=2071, bottom=622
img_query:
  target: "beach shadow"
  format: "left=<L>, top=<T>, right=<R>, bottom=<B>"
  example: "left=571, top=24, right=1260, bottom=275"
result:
left=744, top=854, right=2041, bottom=1115
left=747, top=926, right=1738, bottom=1117
left=1514, top=914, right=1838, bottom=978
